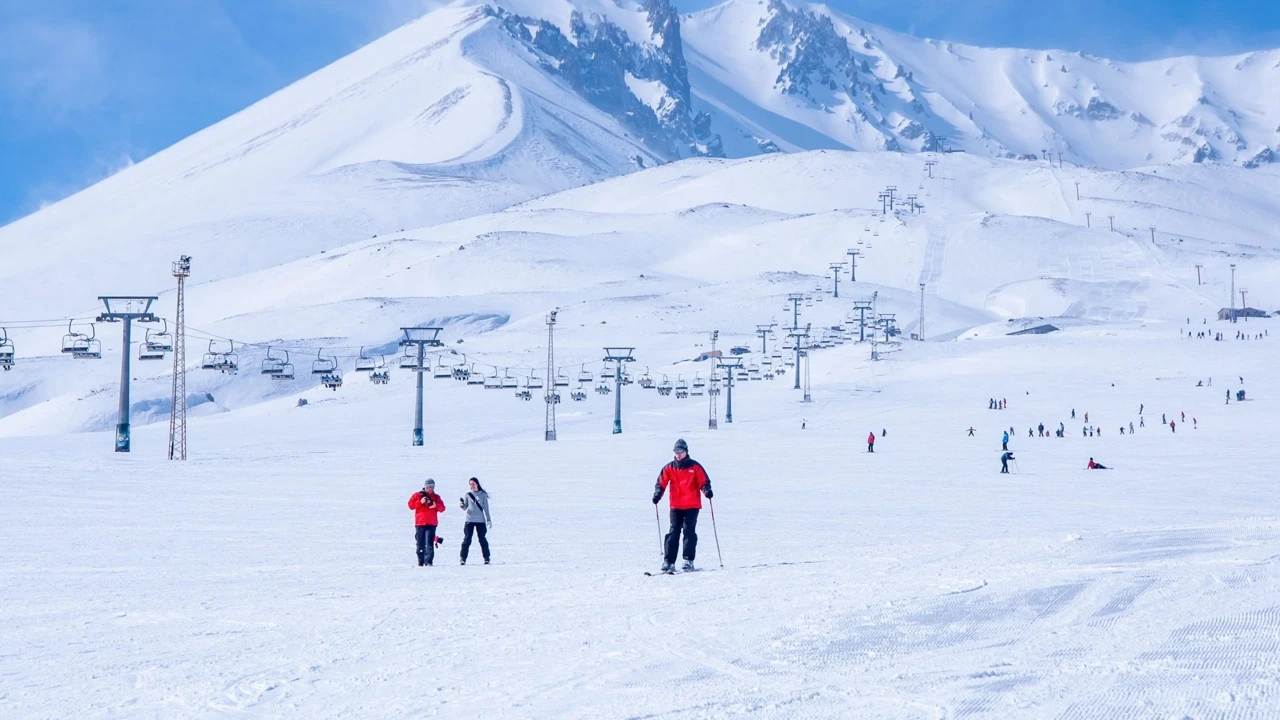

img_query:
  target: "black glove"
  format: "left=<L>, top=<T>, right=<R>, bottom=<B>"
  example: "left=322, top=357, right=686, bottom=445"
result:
left=703, top=486, right=713, bottom=499
left=652, top=492, right=661, bottom=505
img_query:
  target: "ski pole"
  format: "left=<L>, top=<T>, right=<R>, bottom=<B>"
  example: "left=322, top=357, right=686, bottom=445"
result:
left=654, top=503, right=664, bottom=558
left=708, top=498, right=724, bottom=568
left=1013, top=459, right=1021, bottom=474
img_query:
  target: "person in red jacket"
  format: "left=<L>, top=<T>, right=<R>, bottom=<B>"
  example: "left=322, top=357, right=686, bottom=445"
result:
left=867, top=431, right=875, bottom=453
left=408, top=478, right=446, bottom=566
left=652, top=439, right=712, bottom=573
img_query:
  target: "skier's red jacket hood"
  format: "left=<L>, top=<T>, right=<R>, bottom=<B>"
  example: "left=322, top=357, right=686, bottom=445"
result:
left=655, top=456, right=711, bottom=510
left=408, top=491, right=446, bottom=526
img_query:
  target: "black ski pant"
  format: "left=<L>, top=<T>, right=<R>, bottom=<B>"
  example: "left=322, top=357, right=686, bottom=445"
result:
left=1002, top=441, right=1008, bottom=451
left=415, top=524, right=437, bottom=566
left=461, top=522, right=490, bottom=563
left=665, top=508, right=699, bottom=565
left=867, top=443, right=874, bottom=453
left=1001, top=462, right=1009, bottom=473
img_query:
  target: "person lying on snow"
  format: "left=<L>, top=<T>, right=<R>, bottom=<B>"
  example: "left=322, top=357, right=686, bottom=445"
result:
left=1086, top=458, right=1109, bottom=470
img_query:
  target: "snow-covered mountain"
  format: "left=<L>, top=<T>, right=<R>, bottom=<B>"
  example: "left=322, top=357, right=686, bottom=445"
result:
left=684, top=0, right=1280, bottom=168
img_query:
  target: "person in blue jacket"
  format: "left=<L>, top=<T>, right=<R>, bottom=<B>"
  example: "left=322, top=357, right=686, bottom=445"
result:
left=1001, top=451, right=1015, bottom=474
left=1002, top=430, right=1009, bottom=451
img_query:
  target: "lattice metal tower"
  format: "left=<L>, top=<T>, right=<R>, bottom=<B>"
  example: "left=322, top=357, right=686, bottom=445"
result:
left=168, top=256, right=191, bottom=461
left=544, top=311, right=558, bottom=441
left=708, top=330, right=719, bottom=430
left=801, top=330, right=812, bottom=403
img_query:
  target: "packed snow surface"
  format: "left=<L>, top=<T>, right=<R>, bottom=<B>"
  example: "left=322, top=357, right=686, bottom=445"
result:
left=3, top=327, right=1278, bottom=718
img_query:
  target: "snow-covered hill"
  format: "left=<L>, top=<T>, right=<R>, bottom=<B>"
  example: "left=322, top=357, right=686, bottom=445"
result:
left=685, top=0, right=1280, bottom=169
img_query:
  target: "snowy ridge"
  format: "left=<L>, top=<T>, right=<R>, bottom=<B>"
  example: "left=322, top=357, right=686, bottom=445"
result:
left=684, top=0, right=1280, bottom=168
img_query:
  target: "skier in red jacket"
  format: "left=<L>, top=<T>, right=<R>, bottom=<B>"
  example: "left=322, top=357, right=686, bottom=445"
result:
left=867, top=431, right=875, bottom=453
left=408, top=478, right=446, bottom=566
left=652, top=439, right=713, bottom=573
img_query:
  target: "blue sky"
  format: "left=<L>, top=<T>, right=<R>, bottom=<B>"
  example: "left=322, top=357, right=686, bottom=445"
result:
left=2, top=0, right=1278, bottom=226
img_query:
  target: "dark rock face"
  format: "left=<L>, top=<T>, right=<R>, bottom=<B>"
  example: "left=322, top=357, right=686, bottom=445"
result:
left=486, top=1, right=722, bottom=159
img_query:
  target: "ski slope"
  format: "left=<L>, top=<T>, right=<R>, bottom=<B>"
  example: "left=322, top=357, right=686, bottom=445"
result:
left=3, top=324, right=1279, bottom=718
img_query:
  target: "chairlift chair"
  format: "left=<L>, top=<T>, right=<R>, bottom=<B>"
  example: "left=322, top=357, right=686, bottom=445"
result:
left=275, top=361, right=295, bottom=380
left=501, top=372, right=518, bottom=389
left=639, top=367, right=655, bottom=389
left=657, top=376, right=673, bottom=397
left=261, top=346, right=285, bottom=375
left=355, top=347, right=377, bottom=373
left=554, top=372, right=570, bottom=388
left=595, top=380, right=611, bottom=395
left=138, top=343, right=165, bottom=361
left=433, top=360, right=452, bottom=379
left=577, top=366, right=594, bottom=384
left=61, top=320, right=89, bottom=355
left=311, top=350, right=337, bottom=376
left=484, top=375, right=503, bottom=390
left=676, top=377, right=689, bottom=392
left=220, top=344, right=239, bottom=373
left=571, top=385, right=587, bottom=402
left=321, top=370, right=343, bottom=391
left=371, top=369, right=391, bottom=385
left=399, top=348, right=420, bottom=371
left=0, top=328, right=13, bottom=370
left=467, top=371, right=487, bottom=386
left=692, top=374, right=706, bottom=389
left=144, top=319, right=173, bottom=354
left=528, top=372, right=544, bottom=390
left=600, top=365, right=616, bottom=380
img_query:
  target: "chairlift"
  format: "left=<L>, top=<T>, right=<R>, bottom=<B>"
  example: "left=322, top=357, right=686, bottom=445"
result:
left=399, top=348, right=420, bottom=371
left=454, top=362, right=473, bottom=381
left=805, top=297, right=814, bottom=308
left=735, top=367, right=749, bottom=381
left=748, top=363, right=761, bottom=379
left=467, top=371, right=487, bottom=386
left=0, top=328, right=13, bottom=371
left=484, top=375, right=503, bottom=390
left=595, top=380, right=611, bottom=395
left=515, top=387, right=533, bottom=401
left=764, top=371, right=775, bottom=380
left=549, top=391, right=561, bottom=405
left=355, top=347, right=377, bottom=373
left=571, top=385, right=587, bottom=402
left=692, top=374, right=706, bottom=389
left=433, top=360, right=452, bottom=379
left=675, top=377, right=689, bottom=398
left=321, top=370, right=343, bottom=391
left=371, top=369, right=391, bottom=385
left=601, top=365, right=616, bottom=380
left=144, top=319, right=173, bottom=354
left=222, top=342, right=239, bottom=373
left=66, top=321, right=102, bottom=359
left=761, top=357, right=773, bottom=367
left=528, top=372, right=544, bottom=390
left=501, top=372, right=518, bottom=389
left=577, top=365, right=594, bottom=384
left=311, top=349, right=338, bottom=375
left=275, top=359, right=296, bottom=380
left=657, top=376, right=673, bottom=397
left=138, top=342, right=166, bottom=362
left=261, top=346, right=286, bottom=375
left=554, top=372, right=570, bottom=388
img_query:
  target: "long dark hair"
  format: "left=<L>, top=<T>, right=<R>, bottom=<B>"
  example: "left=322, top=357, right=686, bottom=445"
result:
left=468, top=477, right=486, bottom=494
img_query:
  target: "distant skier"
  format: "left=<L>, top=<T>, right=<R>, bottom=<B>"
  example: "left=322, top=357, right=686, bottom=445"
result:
left=1170, top=420, right=1176, bottom=433
left=967, top=427, right=976, bottom=436
left=1002, top=430, right=1009, bottom=451
left=1180, top=411, right=1185, bottom=422
left=1129, top=422, right=1134, bottom=433
left=652, top=439, right=712, bottom=573
left=1028, top=428, right=1034, bottom=437
left=1037, top=423, right=1044, bottom=436
left=458, top=477, right=492, bottom=566
left=1139, top=403, right=1143, bottom=415
left=1193, top=418, right=1197, bottom=429
left=1120, top=426, right=1124, bottom=435
left=1162, top=413, right=1166, bottom=425
left=409, top=479, right=446, bottom=567
left=1084, top=412, right=1089, bottom=423
left=1086, top=458, right=1108, bottom=470
left=1071, top=409, right=1076, bottom=419
left=867, top=432, right=876, bottom=453
left=882, top=429, right=887, bottom=437
left=801, top=419, right=806, bottom=430
left=1140, top=417, right=1144, bottom=427
left=1000, top=451, right=1015, bottom=474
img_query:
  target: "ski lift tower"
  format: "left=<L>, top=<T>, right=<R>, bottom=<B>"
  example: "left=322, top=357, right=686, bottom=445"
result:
left=755, top=324, right=776, bottom=355
left=708, top=330, right=720, bottom=430
left=829, top=262, right=846, bottom=298
left=544, top=311, right=558, bottom=441
left=716, top=357, right=742, bottom=424
left=97, top=296, right=158, bottom=452
left=400, top=327, right=444, bottom=446
left=879, top=313, right=898, bottom=342
left=169, top=255, right=191, bottom=461
left=787, top=293, right=804, bottom=331
left=603, top=347, right=636, bottom=434
left=852, top=300, right=873, bottom=342
left=846, top=249, right=861, bottom=282
left=801, top=325, right=813, bottom=403
left=787, top=326, right=809, bottom=390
